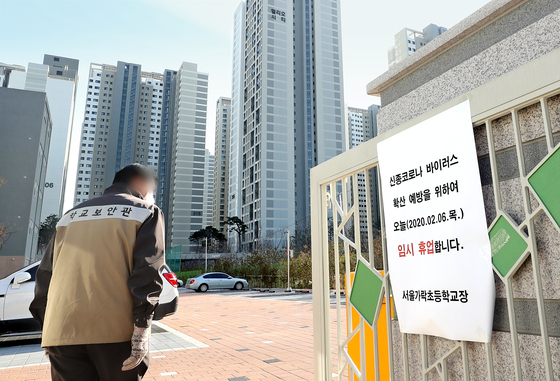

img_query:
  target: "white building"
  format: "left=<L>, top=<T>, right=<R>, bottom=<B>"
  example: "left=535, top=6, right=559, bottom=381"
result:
left=213, top=97, right=231, bottom=234
left=346, top=106, right=374, bottom=234
left=0, top=55, right=79, bottom=219
left=202, top=149, right=214, bottom=228
left=166, top=62, right=209, bottom=251
left=388, top=24, right=447, bottom=67
left=229, top=0, right=345, bottom=250
left=73, top=61, right=208, bottom=253
left=228, top=3, right=246, bottom=249
left=74, top=62, right=165, bottom=205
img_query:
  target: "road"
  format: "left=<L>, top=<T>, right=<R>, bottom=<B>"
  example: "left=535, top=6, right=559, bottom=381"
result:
left=180, top=287, right=345, bottom=305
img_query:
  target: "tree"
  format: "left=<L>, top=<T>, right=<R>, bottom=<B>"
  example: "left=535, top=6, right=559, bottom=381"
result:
left=0, top=223, right=16, bottom=253
left=222, top=216, right=247, bottom=252
left=292, top=220, right=311, bottom=252
left=189, top=226, right=227, bottom=253
left=37, top=214, right=59, bottom=257
left=0, top=177, right=18, bottom=253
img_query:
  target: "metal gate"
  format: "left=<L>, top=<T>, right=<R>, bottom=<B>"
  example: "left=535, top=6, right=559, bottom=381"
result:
left=311, top=77, right=560, bottom=379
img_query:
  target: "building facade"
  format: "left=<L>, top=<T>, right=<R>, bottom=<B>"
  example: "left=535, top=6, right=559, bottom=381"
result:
left=387, top=23, right=447, bottom=67
left=1, top=55, right=79, bottom=219
left=230, top=0, right=345, bottom=249
left=73, top=61, right=208, bottom=253
left=213, top=97, right=231, bottom=234
left=346, top=105, right=381, bottom=234
left=228, top=3, right=246, bottom=249
left=202, top=149, right=215, bottom=228
left=158, top=69, right=178, bottom=224
left=346, top=107, right=371, bottom=234
left=74, top=62, right=164, bottom=204
left=0, top=88, right=52, bottom=276
left=165, top=62, right=209, bottom=251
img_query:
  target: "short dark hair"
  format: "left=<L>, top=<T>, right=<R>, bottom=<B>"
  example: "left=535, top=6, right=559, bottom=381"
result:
left=113, top=163, right=157, bottom=185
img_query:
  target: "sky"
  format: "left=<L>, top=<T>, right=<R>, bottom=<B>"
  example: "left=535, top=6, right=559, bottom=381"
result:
left=2, top=0, right=490, bottom=208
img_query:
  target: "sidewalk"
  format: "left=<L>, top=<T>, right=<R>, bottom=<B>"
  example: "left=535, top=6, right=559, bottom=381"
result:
left=0, top=291, right=346, bottom=380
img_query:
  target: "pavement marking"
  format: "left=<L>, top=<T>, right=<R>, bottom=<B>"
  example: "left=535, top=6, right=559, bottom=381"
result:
left=244, top=332, right=255, bottom=334
left=262, top=341, right=274, bottom=344
left=160, top=371, right=178, bottom=376
left=152, top=355, right=166, bottom=359
left=263, top=358, right=281, bottom=364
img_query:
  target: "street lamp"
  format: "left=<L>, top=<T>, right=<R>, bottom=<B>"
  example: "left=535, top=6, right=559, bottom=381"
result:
left=286, top=230, right=292, bottom=292
left=205, top=237, right=208, bottom=273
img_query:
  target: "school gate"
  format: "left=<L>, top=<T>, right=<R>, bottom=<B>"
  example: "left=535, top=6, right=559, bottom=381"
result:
left=310, top=1, right=560, bottom=380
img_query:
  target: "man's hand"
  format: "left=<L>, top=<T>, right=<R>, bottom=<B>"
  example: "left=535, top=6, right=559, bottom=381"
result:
left=43, top=347, right=50, bottom=360
left=122, top=325, right=150, bottom=371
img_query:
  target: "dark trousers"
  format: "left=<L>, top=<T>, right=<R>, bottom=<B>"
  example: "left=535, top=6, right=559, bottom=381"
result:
left=48, top=341, right=149, bottom=381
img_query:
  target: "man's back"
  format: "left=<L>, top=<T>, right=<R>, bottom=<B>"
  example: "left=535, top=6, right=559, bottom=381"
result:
left=43, top=184, right=157, bottom=346
left=31, top=165, right=165, bottom=380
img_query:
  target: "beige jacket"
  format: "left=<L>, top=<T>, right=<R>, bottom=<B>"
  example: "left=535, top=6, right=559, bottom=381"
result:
left=30, top=183, right=165, bottom=347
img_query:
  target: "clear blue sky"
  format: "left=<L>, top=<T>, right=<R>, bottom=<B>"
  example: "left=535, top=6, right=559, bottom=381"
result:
left=2, top=0, right=490, bottom=202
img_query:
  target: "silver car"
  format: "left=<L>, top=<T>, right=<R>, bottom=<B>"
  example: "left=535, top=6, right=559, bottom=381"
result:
left=186, top=272, right=249, bottom=292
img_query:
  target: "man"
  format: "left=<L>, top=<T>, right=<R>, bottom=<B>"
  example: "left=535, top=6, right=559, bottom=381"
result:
left=30, top=164, right=165, bottom=380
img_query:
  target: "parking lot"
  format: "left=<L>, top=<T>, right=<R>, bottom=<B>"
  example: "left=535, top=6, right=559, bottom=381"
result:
left=0, top=289, right=346, bottom=381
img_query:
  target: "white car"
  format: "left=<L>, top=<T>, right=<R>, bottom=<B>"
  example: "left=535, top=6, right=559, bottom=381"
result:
left=0, top=262, right=179, bottom=334
left=186, top=272, right=249, bottom=292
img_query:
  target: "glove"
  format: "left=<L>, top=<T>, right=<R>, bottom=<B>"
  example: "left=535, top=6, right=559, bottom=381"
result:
left=43, top=347, right=50, bottom=360
left=122, top=325, right=150, bottom=371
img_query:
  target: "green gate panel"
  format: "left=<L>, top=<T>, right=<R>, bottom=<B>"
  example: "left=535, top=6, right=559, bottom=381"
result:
left=528, top=147, right=560, bottom=229
left=489, top=216, right=527, bottom=277
left=349, top=260, right=383, bottom=326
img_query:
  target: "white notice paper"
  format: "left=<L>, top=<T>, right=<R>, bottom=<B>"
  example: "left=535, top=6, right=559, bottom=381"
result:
left=377, top=101, right=495, bottom=343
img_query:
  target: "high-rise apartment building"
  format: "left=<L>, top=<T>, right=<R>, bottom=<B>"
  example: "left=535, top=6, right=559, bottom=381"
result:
left=0, top=55, right=79, bottom=219
left=0, top=88, right=52, bottom=276
left=346, top=106, right=381, bottom=234
left=165, top=62, right=209, bottom=251
left=213, top=97, right=231, bottom=234
left=158, top=69, right=178, bottom=224
left=347, top=107, right=370, bottom=150
left=73, top=61, right=208, bottom=253
left=230, top=0, right=345, bottom=249
left=388, top=24, right=447, bottom=66
left=74, top=62, right=164, bottom=204
left=228, top=3, right=246, bottom=249
left=202, top=150, right=215, bottom=228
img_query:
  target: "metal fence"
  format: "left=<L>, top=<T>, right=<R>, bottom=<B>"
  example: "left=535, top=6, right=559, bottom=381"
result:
left=311, top=75, right=560, bottom=379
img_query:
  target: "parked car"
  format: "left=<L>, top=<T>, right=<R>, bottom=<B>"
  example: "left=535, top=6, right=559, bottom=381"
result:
left=154, top=264, right=180, bottom=320
left=186, top=272, right=249, bottom=292
left=0, top=262, right=179, bottom=334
